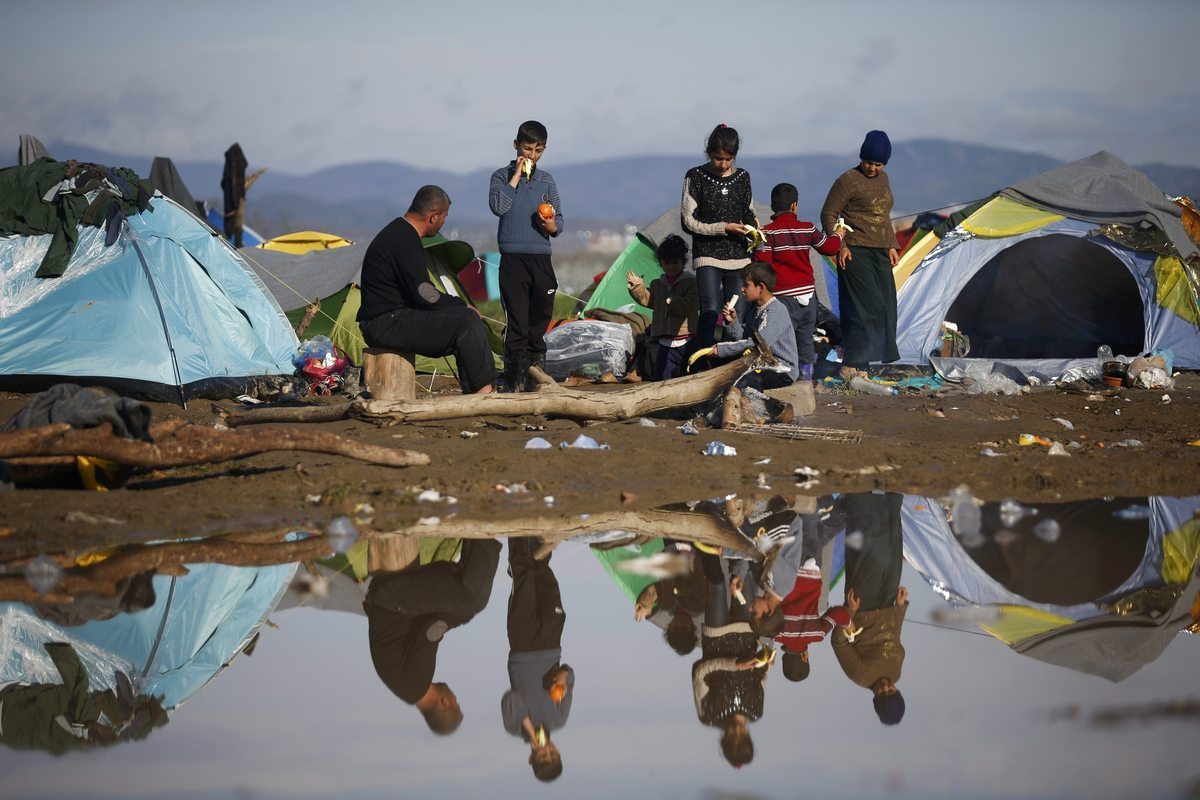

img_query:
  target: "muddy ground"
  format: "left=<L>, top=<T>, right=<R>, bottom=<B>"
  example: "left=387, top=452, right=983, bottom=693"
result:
left=1, top=372, right=1198, bottom=559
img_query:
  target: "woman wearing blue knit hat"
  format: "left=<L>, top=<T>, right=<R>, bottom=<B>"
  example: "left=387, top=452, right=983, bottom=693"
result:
left=819, top=130, right=900, bottom=379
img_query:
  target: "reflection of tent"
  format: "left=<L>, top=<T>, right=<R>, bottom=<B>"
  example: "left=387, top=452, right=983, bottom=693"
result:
left=893, top=152, right=1200, bottom=370
left=0, top=163, right=299, bottom=403
left=0, top=562, right=295, bottom=729
left=902, top=493, right=1200, bottom=681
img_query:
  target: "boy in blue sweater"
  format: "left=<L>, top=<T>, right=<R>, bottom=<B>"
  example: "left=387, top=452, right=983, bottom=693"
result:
left=489, top=120, right=564, bottom=392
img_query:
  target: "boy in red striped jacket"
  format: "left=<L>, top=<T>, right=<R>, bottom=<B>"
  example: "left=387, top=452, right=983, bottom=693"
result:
left=754, top=183, right=842, bottom=381
left=750, top=557, right=852, bottom=682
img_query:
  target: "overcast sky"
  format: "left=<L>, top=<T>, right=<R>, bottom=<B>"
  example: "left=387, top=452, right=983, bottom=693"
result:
left=3, top=0, right=1198, bottom=175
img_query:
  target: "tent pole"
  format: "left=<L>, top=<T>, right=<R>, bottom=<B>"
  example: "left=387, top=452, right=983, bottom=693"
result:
left=130, top=236, right=188, bottom=408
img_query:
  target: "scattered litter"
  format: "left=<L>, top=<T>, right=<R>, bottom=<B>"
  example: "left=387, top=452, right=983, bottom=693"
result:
left=64, top=511, right=125, bottom=525
left=620, top=490, right=639, bottom=505
left=25, top=554, right=63, bottom=594
left=417, top=489, right=442, bottom=503
left=305, top=494, right=323, bottom=505
left=1033, top=519, right=1061, bottom=543
left=1189, top=440, right=1200, bottom=447
left=924, top=403, right=945, bottom=417
left=1113, top=505, right=1152, bottom=520
left=1018, top=434, right=1052, bottom=447
left=460, top=430, right=480, bottom=439
left=1068, top=441, right=1082, bottom=449
left=292, top=571, right=329, bottom=599
left=235, top=395, right=264, bottom=405
left=544, top=496, right=555, bottom=506
left=561, top=433, right=610, bottom=450
left=999, top=499, right=1036, bottom=527
left=794, top=466, right=821, bottom=479
left=949, top=485, right=982, bottom=540
left=326, top=516, right=358, bottom=553
left=1047, top=442, right=1070, bottom=456
left=979, top=448, right=1004, bottom=457
left=525, top=437, right=553, bottom=450
left=849, top=375, right=898, bottom=396
left=1161, top=394, right=1171, bottom=404
left=616, top=552, right=692, bottom=579
left=1052, top=417, right=1074, bottom=430
left=754, top=457, right=771, bottom=465
left=417, top=516, right=441, bottom=526
left=522, top=423, right=545, bottom=431
left=495, top=482, right=530, bottom=494
left=703, top=441, right=737, bottom=457
left=1115, top=408, right=1122, bottom=416
left=1111, top=439, right=1144, bottom=448
left=679, top=421, right=699, bottom=436
left=638, top=417, right=658, bottom=427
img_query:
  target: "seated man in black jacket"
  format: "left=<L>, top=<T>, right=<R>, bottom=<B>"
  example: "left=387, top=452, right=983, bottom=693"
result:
left=357, top=185, right=496, bottom=394
left=365, top=538, right=501, bottom=734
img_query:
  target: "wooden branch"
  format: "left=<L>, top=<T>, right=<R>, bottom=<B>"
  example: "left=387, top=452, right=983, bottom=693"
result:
left=214, top=402, right=352, bottom=427
left=0, top=422, right=428, bottom=468
left=0, top=531, right=331, bottom=604
left=354, top=353, right=752, bottom=423
left=294, top=298, right=320, bottom=338
left=368, top=507, right=755, bottom=555
left=527, top=364, right=562, bottom=391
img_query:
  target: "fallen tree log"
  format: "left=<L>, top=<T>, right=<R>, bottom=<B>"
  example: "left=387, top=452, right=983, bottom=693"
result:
left=0, top=531, right=331, bottom=604
left=214, top=401, right=352, bottom=427
left=0, top=422, right=429, bottom=468
left=367, top=506, right=755, bottom=556
left=354, top=353, right=753, bottom=423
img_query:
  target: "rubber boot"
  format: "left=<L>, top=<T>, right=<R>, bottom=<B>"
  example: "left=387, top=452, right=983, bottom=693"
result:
left=501, top=353, right=523, bottom=393
left=524, top=353, right=546, bottom=392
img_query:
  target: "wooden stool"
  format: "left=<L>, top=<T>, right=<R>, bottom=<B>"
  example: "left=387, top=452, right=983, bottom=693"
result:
left=362, top=347, right=416, bottom=401
left=765, top=380, right=815, bottom=417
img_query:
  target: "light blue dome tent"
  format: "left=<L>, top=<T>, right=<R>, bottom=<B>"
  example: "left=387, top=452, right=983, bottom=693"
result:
left=0, top=562, right=296, bottom=751
left=0, top=160, right=298, bottom=404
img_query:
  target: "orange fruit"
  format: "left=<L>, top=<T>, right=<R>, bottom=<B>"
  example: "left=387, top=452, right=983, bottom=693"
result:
left=538, top=203, right=555, bottom=219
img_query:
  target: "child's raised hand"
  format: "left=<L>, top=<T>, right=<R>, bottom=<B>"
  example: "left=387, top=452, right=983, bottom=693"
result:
left=846, top=588, right=861, bottom=614
left=625, top=270, right=642, bottom=290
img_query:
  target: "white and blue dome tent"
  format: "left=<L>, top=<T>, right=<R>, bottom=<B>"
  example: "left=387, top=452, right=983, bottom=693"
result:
left=892, top=152, right=1200, bottom=376
left=0, top=159, right=298, bottom=404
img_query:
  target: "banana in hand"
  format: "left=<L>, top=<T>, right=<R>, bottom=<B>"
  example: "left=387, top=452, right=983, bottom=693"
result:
left=522, top=160, right=533, bottom=181
left=743, top=225, right=765, bottom=251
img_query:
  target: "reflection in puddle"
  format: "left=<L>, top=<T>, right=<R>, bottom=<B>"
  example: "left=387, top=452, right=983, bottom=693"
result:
left=0, top=492, right=1196, bottom=796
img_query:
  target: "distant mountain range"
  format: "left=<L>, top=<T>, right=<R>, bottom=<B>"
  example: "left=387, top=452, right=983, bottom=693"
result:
left=23, top=139, right=1200, bottom=249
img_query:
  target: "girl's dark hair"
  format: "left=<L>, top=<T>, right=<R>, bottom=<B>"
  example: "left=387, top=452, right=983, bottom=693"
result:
left=657, top=234, right=689, bottom=264
left=706, top=124, right=740, bottom=157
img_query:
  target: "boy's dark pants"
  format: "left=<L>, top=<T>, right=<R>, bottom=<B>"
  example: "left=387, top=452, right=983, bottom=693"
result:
left=507, top=537, right=565, bottom=651
left=499, top=253, right=557, bottom=364
left=778, top=294, right=817, bottom=366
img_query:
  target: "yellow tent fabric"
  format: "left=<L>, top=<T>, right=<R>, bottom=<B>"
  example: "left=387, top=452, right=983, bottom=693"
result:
left=961, top=196, right=1065, bottom=238
left=892, top=232, right=941, bottom=292
left=1153, top=255, right=1200, bottom=325
left=259, top=231, right=354, bottom=254
left=978, top=605, right=1074, bottom=645
left=1161, top=518, right=1200, bottom=585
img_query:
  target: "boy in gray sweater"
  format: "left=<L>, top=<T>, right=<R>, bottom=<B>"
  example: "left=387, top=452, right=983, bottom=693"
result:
left=697, top=262, right=799, bottom=392
left=488, top=120, right=564, bottom=392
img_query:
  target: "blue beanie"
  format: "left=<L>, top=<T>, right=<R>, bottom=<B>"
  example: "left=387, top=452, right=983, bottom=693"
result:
left=859, top=130, right=892, bottom=165
left=873, top=690, right=905, bottom=725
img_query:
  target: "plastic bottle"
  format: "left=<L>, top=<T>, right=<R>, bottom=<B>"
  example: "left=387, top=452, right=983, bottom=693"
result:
left=1096, top=344, right=1113, bottom=363
left=849, top=375, right=898, bottom=397
left=949, top=485, right=981, bottom=540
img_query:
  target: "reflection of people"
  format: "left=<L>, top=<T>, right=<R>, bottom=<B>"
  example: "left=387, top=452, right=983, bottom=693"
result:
left=633, top=540, right=707, bottom=656
left=820, top=131, right=900, bottom=379
left=692, top=552, right=767, bottom=768
left=364, top=539, right=501, bottom=734
left=357, top=185, right=497, bottom=394
left=626, top=235, right=700, bottom=380
left=755, top=182, right=843, bottom=382
left=501, top=538, right=574, bottom=782
left=488, top=120, right=563, bottom=392
left=831, top=493, right=908, bottom=725
left=0, top=642, right=168, bottom=753
left=681, top=123, right=758, bottom=354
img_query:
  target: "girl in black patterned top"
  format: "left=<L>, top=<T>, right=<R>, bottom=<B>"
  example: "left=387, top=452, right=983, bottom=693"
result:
left=681, top=124, right=760, bottom=353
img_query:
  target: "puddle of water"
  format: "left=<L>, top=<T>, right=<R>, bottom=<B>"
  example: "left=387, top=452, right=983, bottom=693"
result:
left=0, top=492, right=1196, bottom=799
